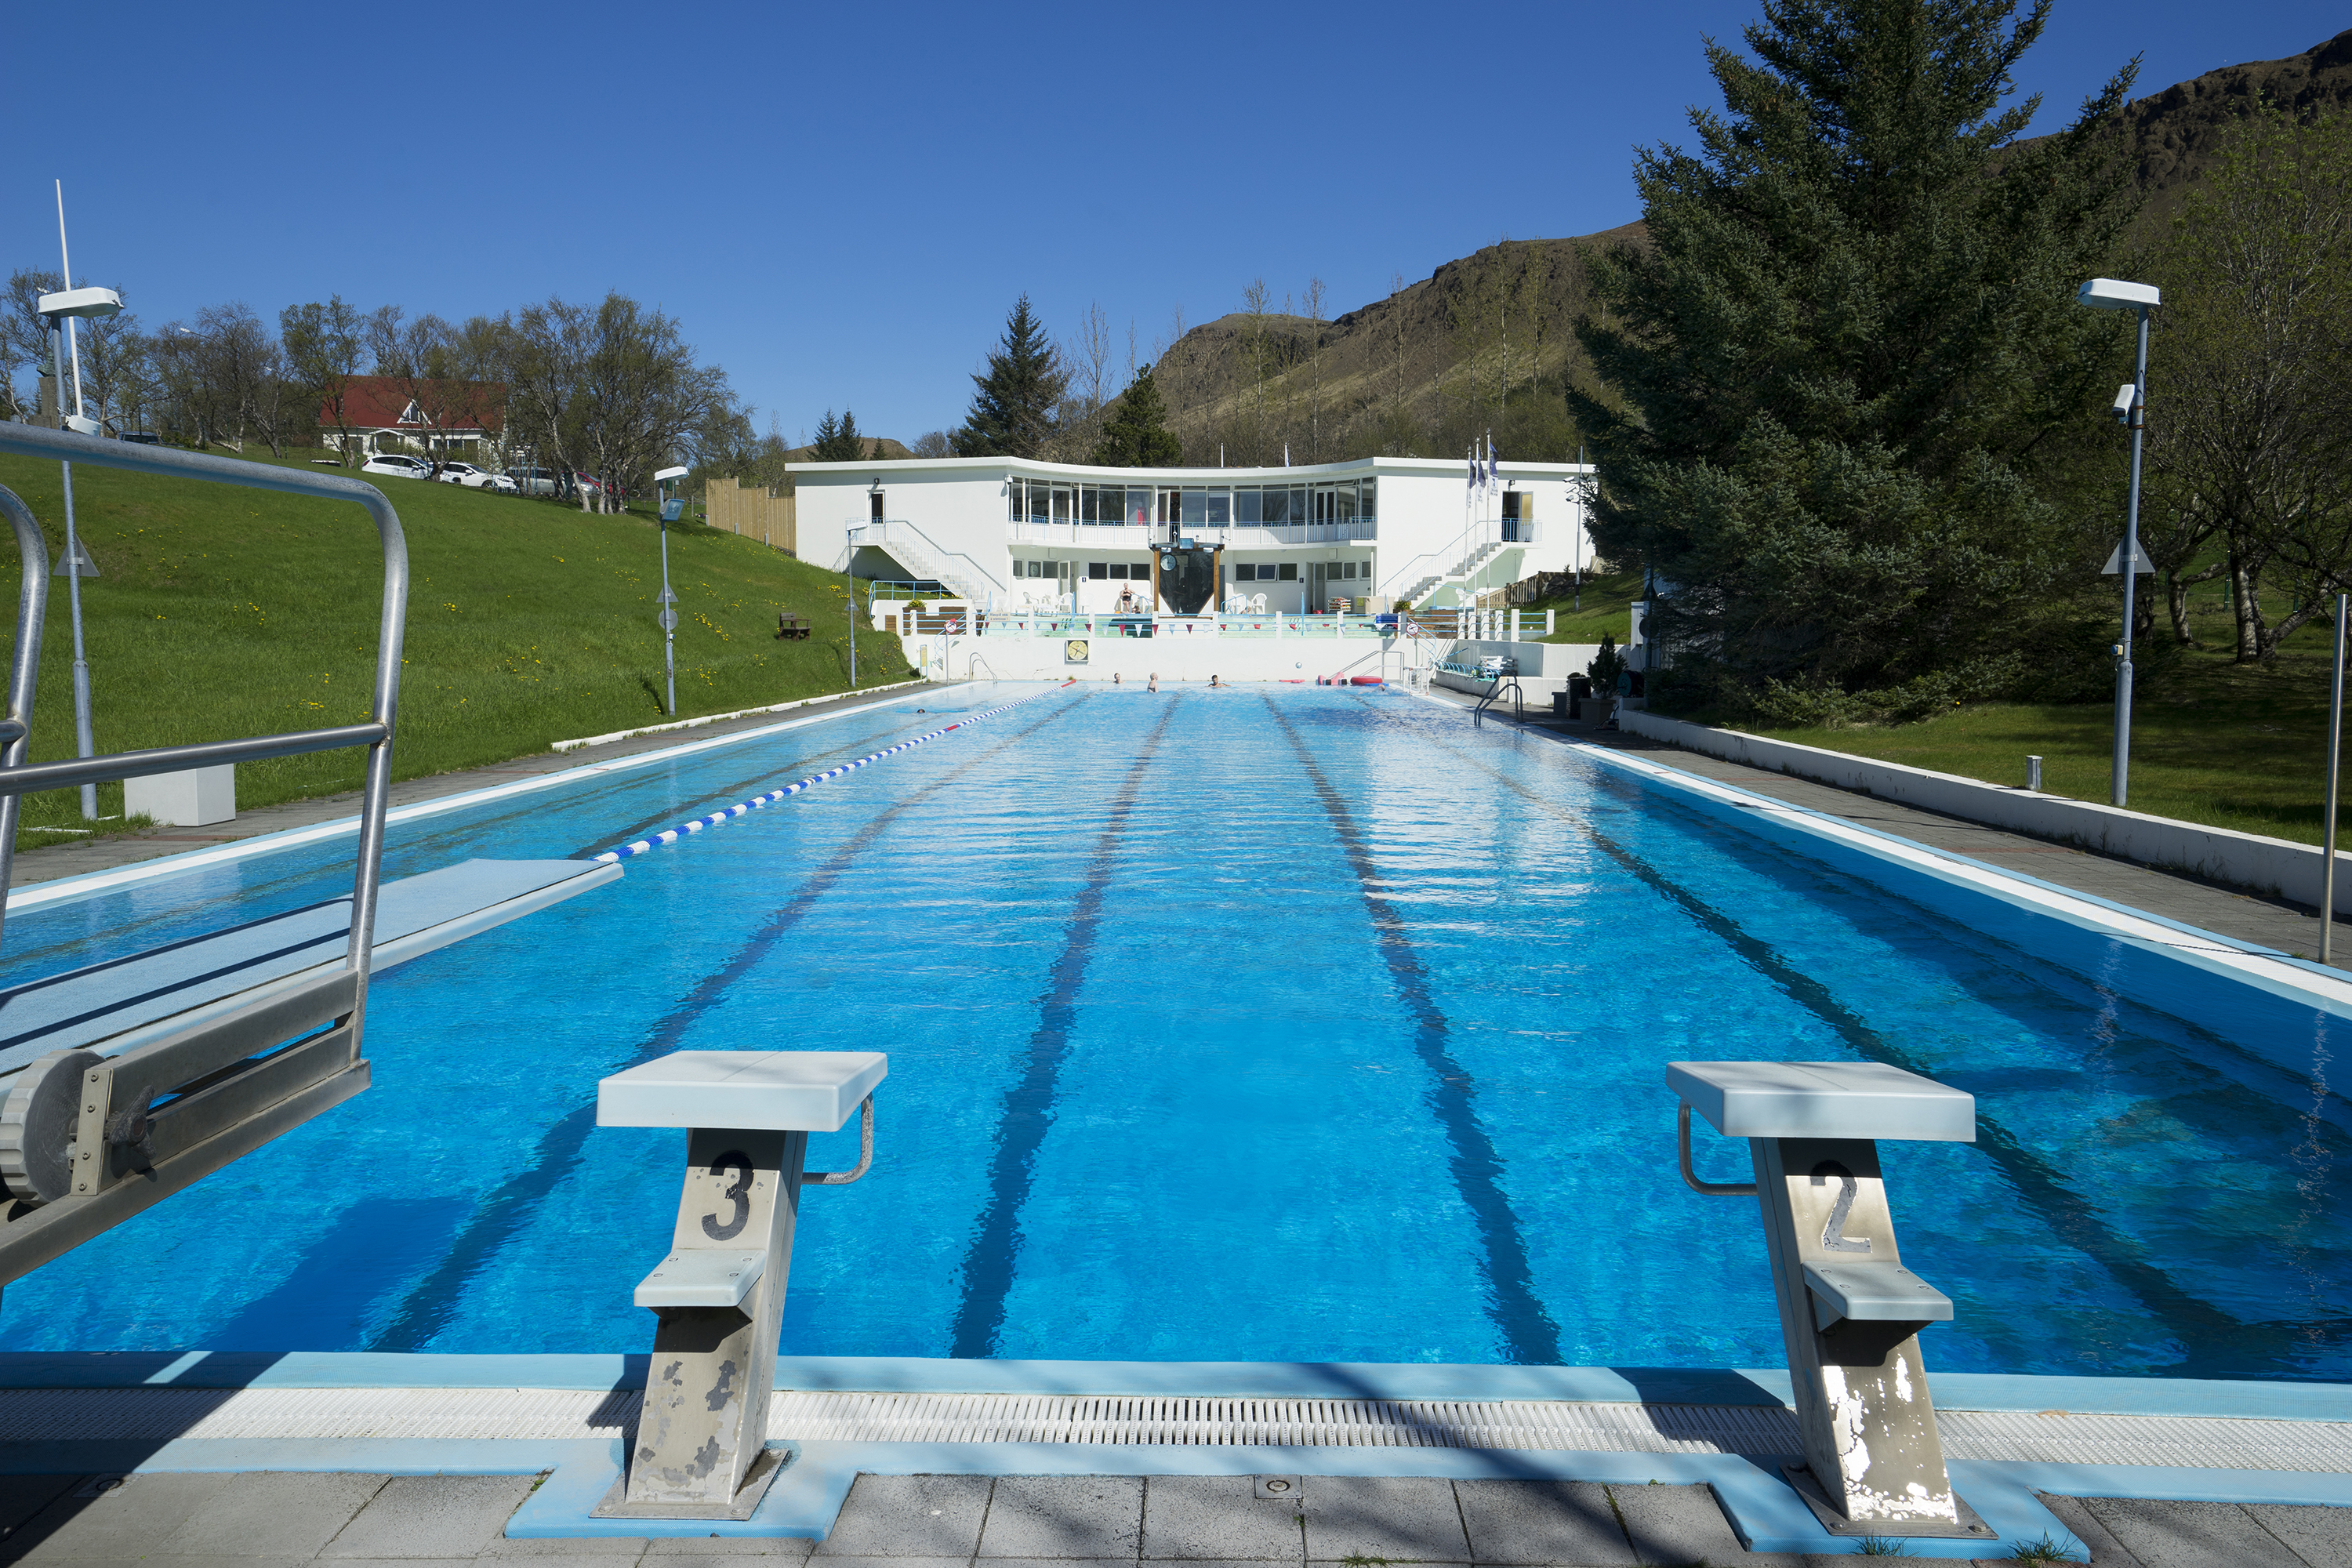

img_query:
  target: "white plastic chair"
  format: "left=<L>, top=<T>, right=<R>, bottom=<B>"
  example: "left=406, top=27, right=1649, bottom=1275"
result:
left=1249, top=593, right=1267, bottom=614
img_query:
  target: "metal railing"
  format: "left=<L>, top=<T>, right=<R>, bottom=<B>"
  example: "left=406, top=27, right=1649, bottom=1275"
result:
left=842, top=518, right=1007, bottom=601
left=0, top=423, right=409, bottom=1284
left=1007, top=520, right=1376, bottom=546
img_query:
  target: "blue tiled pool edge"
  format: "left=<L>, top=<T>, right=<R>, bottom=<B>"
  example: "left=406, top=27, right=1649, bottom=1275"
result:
left=5, top=1351, right=2347, bottom=1420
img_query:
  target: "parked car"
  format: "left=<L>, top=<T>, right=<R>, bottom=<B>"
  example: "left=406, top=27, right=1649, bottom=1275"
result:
left=435, top=461, right=492, bottom=485
left=360, top=454, right=430, bottom=480
left=479, top=473, right=520, bottom=495
left=505, top=466, right=559, bottom=495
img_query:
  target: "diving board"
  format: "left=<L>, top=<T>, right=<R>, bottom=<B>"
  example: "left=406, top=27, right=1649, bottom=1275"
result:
left=0, top=858, right=619, bottom=1078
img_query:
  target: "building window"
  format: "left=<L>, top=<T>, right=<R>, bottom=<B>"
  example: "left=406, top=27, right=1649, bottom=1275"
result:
left=869, top=492, right=884, bottom=521
left=1088, top=561, right=1108, bottom=579
left=1109, top=563, right=1130, bottom=579
left=1276, top=562, right=1298, bottom=581
left=1205, top=488, right=1230, bottom=525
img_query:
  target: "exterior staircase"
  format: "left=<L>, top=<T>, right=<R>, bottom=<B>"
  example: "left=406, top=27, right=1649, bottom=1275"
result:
left=838, top=520, right=1004, bottom=606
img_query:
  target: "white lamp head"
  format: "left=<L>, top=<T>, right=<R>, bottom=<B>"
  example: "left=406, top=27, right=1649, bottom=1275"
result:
left=37, top=285, right=122, bottom=321
left=2077, top=278, right=2160, bottom=312
left=653, top=466, right=688, bottom=483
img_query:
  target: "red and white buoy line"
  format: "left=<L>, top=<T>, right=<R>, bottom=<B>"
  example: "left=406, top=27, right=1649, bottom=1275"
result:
left=591, top=684, right=1071, bottom=864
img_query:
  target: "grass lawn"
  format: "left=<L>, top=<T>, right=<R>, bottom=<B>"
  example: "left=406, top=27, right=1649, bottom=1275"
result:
left=0, top=449, right=906, bottom=851
left=1735, top=633, right=2345, bottom=846
left=1490, top=568, right=1642, bottom=644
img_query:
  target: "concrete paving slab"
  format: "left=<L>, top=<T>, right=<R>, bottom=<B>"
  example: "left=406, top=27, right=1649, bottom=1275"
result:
left=639, top=1556, right=818, bottom=1568
left=2036, top=1494, right=2142, bottom=1566
left=2078, top=1499, right=2281, bottom=1567
left=979, top=1476, right=1145, bottom=1559
left=642, top=1534, right=814, bottom=1558
left=12, top=1472, right=235, bottom=1561
left=156, top=1472, right=387, bottom=1559
left=1301, top=1479, right=1468, bottom=1563
left=1451, top=1480, right=1630, bottom=1566
left=318, top=1474, right=536, bottom=1559
left=2245, top=1504, right=2352, bottom=1567
left=1607, top=1480, right=1810, bottom=1568
left=481, top=1530, right=652, bottom=1555
left=1142, top=1476, right=1304, bottom=1560
left=811, top=1475, right=993, bottom=1557
left=0, top=1474, right=78, bottom=1545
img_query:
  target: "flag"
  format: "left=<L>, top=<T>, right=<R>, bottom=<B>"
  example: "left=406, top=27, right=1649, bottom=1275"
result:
left=1467, top=445, right=1478, bottom=500
left=1485, top=434, right=1499, bottom=495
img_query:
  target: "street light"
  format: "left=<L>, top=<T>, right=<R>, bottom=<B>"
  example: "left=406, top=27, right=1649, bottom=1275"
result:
left=2076, top=276, right=2161, bottom=808
left=655, top=465, right=688, bottom=717
left=40, top=182, right=123, bottom=821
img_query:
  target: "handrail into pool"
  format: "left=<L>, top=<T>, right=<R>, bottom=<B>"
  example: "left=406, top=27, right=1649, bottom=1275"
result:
left=0, top=424, right=410, bottom=1288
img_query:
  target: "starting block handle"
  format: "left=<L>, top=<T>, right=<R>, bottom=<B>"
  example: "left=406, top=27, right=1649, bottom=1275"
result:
left=803, top=1095, right=874, bottom=1185
left=1677, top=1102, right=1758, bottom=1197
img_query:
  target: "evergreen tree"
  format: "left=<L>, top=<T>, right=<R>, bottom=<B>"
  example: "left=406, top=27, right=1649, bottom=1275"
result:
left=953, top=296, right=1068, bottom=458
left=1091, top=363, right=1185, bottom=467
left=1570, top=0, right=2140, bottom=717
left=808, top=408, right=864, bottom=463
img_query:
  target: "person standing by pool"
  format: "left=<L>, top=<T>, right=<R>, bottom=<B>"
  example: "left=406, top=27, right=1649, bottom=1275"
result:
left=1147, top=673, right=1158, bottom=692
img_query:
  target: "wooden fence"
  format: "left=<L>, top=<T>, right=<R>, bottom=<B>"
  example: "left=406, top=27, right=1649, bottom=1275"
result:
left=705, top=477, right=797, bottom=556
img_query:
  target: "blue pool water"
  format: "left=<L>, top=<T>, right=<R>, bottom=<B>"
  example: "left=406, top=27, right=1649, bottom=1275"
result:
left=0, top=686, right=2343, bottom=1380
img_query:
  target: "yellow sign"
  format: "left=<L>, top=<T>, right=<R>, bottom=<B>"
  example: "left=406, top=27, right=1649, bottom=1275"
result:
left=1065, top=640, right=1090, bottom=664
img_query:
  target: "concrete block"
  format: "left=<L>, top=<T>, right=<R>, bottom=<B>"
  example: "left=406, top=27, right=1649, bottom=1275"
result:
left=644, top=1558, right=840, bottom=1568
left=1453, top=1480, right=1632, bottom=1566
left=125, top=764, right=235, bottom=827
left=1144, top=1475, right=1304, bottom=1560
left=2245, top=1504, right=2352, bottom=1566
left=319, top=1473, right=536, bottom=1559
left=979, top=1475, right=1144, bottom=1559
left=1610, top=1481, right=1811, bottom=1568
left=158, top=1472, right=386, bottom=1559
left=2078, top=1499, right=2266, bottom=1568
left=812, top=1475, right=993, bottom=1557
left=1301, top=1477, right=1468, bottom=1563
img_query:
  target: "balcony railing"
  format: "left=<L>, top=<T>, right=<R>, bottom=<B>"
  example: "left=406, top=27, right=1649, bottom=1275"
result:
left=1007, top=519, right=1377, bottom=546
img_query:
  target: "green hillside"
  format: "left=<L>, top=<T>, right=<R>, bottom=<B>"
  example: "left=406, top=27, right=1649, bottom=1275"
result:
left=0, top=452, right=906, bottom=848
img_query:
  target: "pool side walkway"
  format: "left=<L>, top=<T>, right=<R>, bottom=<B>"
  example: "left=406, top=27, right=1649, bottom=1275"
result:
left=5, top=682, right=931, bottom=889
left=1431, top=689, right=2349, bottom=968
left=4, top=1467, right=2347, bottom=1566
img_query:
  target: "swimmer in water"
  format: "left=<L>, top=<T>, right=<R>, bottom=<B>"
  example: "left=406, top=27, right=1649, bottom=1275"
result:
left=1209, top=673, right=1222, bottom=688
left=1147, top=673, right=1159, bottom=692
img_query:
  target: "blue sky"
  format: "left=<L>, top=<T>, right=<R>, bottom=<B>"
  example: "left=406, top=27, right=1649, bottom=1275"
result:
left=10, top=1, right=2341, bottom=445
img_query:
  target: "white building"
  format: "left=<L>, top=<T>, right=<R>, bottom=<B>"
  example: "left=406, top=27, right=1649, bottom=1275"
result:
left=793, top=455, right=1594, bottom=615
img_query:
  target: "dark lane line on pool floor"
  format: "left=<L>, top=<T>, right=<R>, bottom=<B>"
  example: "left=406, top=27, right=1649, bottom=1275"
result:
left=363, top=693, right=1093, bottom=1353
left=948, top=699, right=1182, bottom=1358
left=1265, top=695, right=1566, bottom=1365
left=1409, top=713, right=2281, bottom=1370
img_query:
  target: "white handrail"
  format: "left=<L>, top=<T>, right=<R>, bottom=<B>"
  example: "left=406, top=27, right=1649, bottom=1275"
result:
left=844, top=518, right=1009, bottom=597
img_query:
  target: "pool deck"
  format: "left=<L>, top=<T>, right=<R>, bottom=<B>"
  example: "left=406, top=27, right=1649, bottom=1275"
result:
left=5, top=683, right=928, bottom=890
left=3, top=1466, right=2347, bottom=1566
left=5, top=682, right=2348, bottom=1563
left=1428, top=688, right=2347, bottom=968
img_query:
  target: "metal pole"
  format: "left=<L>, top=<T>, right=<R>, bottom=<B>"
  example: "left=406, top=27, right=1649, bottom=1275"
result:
left=2324, top=593, right=2347, bottom=966
left=46, top=321, right=98, bottom=818
left=2113, top=304, right=2151, bottom=808
left=848, top=573, right=858, bottom=688
left=659, top=515, right=676, bottom=717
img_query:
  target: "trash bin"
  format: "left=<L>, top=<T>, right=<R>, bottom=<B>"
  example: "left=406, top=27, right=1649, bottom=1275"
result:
left=1552, top=690, right=1568, bottom=717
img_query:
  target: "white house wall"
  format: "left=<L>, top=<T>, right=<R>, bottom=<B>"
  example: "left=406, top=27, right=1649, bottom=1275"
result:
left=794, top=456, right=1593, bottom=611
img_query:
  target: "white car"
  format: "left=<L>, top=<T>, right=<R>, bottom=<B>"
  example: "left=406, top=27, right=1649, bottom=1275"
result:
left=505, top=466, right=560, bottom=495
left=478, top=473, right=520, bottom=495
left=360, top=454, right=430, bottom=480
left=435, top=462, right=492, bottom=485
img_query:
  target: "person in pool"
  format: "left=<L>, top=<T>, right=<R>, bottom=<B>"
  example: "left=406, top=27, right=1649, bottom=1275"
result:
left=1147, top=673, right=1158, bottom=692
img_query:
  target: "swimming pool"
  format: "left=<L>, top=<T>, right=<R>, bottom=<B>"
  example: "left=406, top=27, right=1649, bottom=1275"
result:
left=0, top=686, right=2343, bottom=1381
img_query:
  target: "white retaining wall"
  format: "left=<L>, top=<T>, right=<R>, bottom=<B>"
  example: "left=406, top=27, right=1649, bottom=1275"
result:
left=1619, top=709, right=2352, bottom=916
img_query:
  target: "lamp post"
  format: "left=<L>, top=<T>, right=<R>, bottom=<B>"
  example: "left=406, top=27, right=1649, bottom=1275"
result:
left=39, top=184, right=124, bottom=822
left=654, top=465, right=688, bottom=717
left=2076, top=277, right=2161, bottom=808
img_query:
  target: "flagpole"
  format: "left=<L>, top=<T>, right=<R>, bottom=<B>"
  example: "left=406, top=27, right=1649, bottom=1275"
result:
left=54, top=180, right=98, bottom=821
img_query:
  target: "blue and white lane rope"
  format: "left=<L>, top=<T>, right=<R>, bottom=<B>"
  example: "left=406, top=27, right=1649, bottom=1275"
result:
left=591, top=687, right=1067, bottom=863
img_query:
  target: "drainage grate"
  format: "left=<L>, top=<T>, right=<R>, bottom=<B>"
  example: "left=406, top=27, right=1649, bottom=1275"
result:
left=5, top=1388, right=2348, bottom=1472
